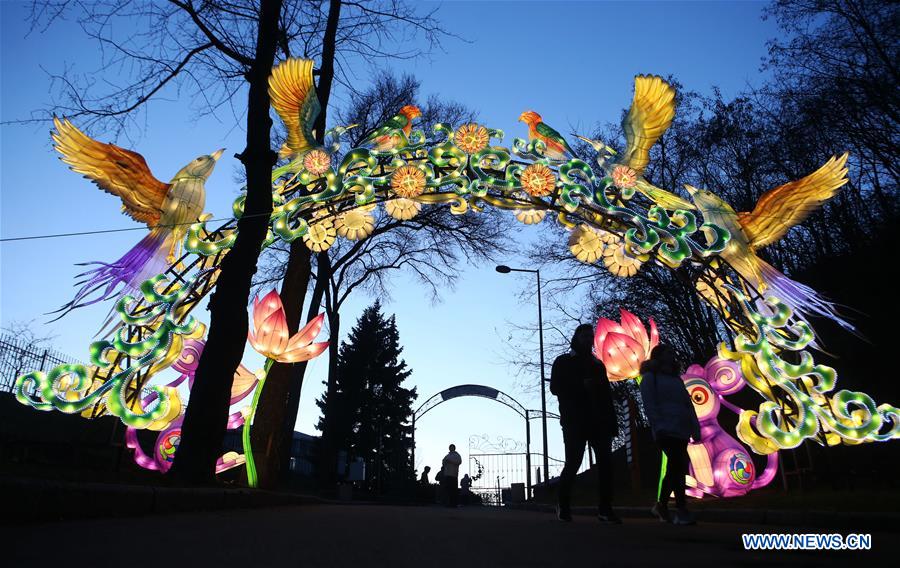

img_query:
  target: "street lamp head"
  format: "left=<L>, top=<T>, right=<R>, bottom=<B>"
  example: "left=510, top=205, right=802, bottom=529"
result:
left=495, top=265, right=512, bottom=274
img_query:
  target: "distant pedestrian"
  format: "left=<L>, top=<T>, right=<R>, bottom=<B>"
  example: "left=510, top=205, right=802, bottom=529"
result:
left=441, top=444, right=462, bottom=507
left=460, top=473, right=472, bottom=505
left=433, top=467, right=444, bottom=504
left=419, top=466, right=432, bottom=485
left=550, top=323, right=620, bottom=524
left=639, top=344, right=701, bottom=526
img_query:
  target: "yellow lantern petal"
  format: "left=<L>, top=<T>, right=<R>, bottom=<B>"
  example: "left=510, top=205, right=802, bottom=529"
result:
left=335, top=209, right=375, bottom=241
left=568, top=225, right=605, bottom=263
left=696, top=275, right=731, bottom=317
left=515, top=209, right=546, bottom=225
left=602, top=243, right=643, bottom=277
left=303, top=219, right=337, bottom=252
left=385, top=198, right=421, bottom=220
left=597, top=229, right=621, bottom=246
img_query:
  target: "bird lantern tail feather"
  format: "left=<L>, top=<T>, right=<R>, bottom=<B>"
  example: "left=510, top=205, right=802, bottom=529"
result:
left=758, top=258, right=857, bottom=335
left=49, top=228, right=173, bottom=322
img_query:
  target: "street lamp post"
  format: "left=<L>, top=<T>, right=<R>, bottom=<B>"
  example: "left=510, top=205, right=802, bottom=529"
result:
left=496, top=264, right=550, bottom=487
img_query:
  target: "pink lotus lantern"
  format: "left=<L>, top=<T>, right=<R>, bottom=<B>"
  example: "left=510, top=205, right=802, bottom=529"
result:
left=594, top=308, right=659, bottom=381
left=249, top=290, right=329, bottom=363
left=243, top=290, right=329, bottom=488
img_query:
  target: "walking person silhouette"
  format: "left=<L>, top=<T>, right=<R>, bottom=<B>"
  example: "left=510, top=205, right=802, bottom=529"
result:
left=550, top=323, right=621, bottom=524
left=639, top=344, right=701, bottom=525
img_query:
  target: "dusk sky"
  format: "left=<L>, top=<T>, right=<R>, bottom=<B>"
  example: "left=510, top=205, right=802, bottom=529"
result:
left=1, top=1, right=780, bottom=484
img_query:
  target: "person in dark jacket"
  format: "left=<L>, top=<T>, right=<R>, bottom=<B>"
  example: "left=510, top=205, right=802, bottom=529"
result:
left=639, top=343, right=701, bottom=525
left=550, top=323, right=620, bottom=524
left=419, top=466, right=431, bottom=485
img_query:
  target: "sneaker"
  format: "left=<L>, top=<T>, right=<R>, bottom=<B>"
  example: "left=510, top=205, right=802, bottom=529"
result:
left=597, top=510, right=623, bottom=524
left=556, top=505, right=572, bottom=522
left=672, top=508, right=697, bottom=525
left=650, top=502, right=670, bottom=523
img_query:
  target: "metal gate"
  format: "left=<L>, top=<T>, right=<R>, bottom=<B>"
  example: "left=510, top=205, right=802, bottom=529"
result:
left=466, top=435, right=588, bottom=506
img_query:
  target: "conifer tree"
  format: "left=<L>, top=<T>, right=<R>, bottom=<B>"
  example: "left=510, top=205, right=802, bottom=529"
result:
left=316, top=301, right=416, bottom=493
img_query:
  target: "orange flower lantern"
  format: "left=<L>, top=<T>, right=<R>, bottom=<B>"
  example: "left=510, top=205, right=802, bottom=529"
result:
left=455, top=123, right=490, bottom=154
left=520, top=163, right=556, bottom=197
left=611, top=165, right=637, bottom=189
left=390, top=165, right=426, bottom=198
left=303, top=149, right=332, bottom=176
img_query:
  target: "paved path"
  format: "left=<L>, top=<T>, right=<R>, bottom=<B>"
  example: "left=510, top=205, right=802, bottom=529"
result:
left=8, top=504, right=892, bottom=567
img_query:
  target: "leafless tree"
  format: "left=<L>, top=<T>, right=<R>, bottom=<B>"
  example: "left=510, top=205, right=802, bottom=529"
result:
left=515, top=1, right=899, bottom=408
left=14, top=0, right=460, bottom=485
left=252, top=72, right=512, bottom=485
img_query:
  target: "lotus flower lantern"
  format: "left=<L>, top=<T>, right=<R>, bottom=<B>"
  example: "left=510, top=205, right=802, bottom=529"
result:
left=594, top=308, right=659, bottom=381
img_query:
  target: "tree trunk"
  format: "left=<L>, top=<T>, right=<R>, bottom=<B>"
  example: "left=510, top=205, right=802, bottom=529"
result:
left=279, top=261, right=330, bottom=479
left=170, top=0, right=283, bottom=485
left=251, top=0, right=343, bottom=489
left=313, top=0, right=342, bottom=140
left=316, top=252, right=343, bottom=489
left=320, top=308, right=341, bottom=486
left=250, top=240, right=311, bottom=488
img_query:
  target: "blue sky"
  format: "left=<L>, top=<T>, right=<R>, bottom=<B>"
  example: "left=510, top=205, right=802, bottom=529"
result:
left=1, top=1, right=779, bottom=483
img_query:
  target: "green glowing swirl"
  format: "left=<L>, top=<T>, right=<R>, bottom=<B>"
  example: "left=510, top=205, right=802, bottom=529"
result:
left=270, top=123, right=728, bottom=263
left=14, top=271, right=208, bottom=429
left=723, top=290, right=900, bottom=451
left=7, top=122, right=735, bottom=433
left=183, top=121, right=729, bottom=270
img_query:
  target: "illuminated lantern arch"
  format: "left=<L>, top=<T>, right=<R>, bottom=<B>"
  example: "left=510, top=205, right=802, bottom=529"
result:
left=11, top=59, right=899, bottom=470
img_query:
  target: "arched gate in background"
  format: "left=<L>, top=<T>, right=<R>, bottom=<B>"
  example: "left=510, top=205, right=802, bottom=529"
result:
left=412, top=384, right=560, bottom=498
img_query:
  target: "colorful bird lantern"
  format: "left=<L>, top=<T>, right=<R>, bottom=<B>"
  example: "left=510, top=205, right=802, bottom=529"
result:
left=685, top=152, right=852, bottom=332
left=517, top=110, right=578, bottom=161
left=11, top=60, right=899, bottom=496
left=49, top=118, right=224, bottom=323
left=361, top=104, right=422, bottom=152
left=594, top=309, right=659, bottom=381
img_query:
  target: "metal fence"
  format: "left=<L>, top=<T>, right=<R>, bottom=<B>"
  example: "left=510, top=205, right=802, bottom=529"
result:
left=468, top=452, right=589, bottom=505
left=0, top=333, right=82, bottom=393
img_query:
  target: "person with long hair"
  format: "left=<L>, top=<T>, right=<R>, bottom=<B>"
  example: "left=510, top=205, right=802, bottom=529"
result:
left=550, top=323, right=620, bottom=524
left=639, top=344, right=701, bottom=525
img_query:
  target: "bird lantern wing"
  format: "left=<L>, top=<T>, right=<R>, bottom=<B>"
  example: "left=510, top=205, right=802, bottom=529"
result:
left=362, top=113, right=408, bottom=145
left=269, top=58, right=321, bottom=159
left=634, top=179, right=696, bottom=211
left=621, top=75, right=676, bottom=175
left=535, top=122, right=577, bottom=157
left=738, top=153, right=850, bottom=249
left=52, top=117, right=170, bottom=226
